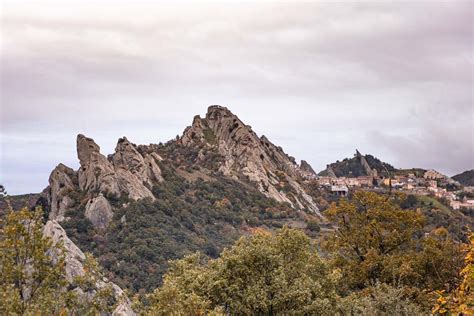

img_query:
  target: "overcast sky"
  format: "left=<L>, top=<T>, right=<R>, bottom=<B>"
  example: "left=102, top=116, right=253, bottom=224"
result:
left=1, top=0, right=473, bottom=194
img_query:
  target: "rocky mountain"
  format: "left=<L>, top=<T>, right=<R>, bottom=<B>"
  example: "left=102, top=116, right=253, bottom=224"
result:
left=43, top=106, right=321, bottom=228
left=453, top=169, right=474, bottom=187
left=34, top=105, right=324, bottom=293
left=179, top=106, right=320, bottom=214
left=319, top=150, right=395, bottom=178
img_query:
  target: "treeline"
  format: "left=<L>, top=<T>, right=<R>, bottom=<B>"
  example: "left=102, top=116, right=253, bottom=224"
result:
left=1, top=191, right=472, bottom=315
left=131, top=191, right=472, bottom=315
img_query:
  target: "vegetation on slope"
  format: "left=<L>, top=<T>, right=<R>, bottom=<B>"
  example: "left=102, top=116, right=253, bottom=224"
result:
left=453, top=169, right=474, bottom=186
left=319, top=153, right=395, bottom=177
left=133, top=193, right=468, bottom=315
left=61, top=157, right=303, bottom=293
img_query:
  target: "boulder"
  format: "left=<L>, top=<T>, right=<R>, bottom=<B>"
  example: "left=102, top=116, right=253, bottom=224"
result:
left=85, top=194, right=113, bottom=229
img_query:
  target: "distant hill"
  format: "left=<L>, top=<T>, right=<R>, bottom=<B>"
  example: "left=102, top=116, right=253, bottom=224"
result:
left=0, top=193, right=40, bottom=217
left=452, top=169, right=474, bottom=186
left=319, top=150, right=396, bottom=178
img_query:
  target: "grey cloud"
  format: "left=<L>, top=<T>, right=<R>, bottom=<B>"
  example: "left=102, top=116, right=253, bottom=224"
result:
left=1, top=1, right=473, bottom=194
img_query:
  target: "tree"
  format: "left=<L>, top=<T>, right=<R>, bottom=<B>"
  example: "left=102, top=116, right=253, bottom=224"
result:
left=0, top=207, right=72, bottom=314
left=138, top=253, right=217, bottom=316
left=324, top=191, right=465, bottom=309
left=0, top=184, right=7, bottom=198
left=324, top=191, right=426, bottom=292
left=141, top=227, right=340, bottom=315
left=0, top=207, right=118, bottom=315
left=340, top=282, right=424, bottom=316
left=433, top=232, right=474, bottom=315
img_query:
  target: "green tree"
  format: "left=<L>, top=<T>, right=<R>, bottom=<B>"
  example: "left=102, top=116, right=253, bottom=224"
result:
left=141, top=227, right=340, bottom=315
left=433, top=232, right=474, bottom=315
left=0, top=207, right=73, bottom=314
left=138, top=253, right=217, bottom=316
left=0, top=207, right=118, bottom=315
left=339, top=282, right=424, bottom=316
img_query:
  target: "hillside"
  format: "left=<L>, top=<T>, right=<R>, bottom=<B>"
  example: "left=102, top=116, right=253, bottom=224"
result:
left=318, top=150, right=396, bottom=177
left=2, top=106, right=471, bottom=314
left=453, top=169, right=474, bottom=186
left=37, top=106, right=324, bottom=292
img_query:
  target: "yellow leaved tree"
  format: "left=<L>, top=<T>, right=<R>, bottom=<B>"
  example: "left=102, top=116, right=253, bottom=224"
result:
left=433, top=232, right=474, bottom=315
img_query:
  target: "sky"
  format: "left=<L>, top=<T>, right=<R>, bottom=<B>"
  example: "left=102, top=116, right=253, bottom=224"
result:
left=1, top=0, right=473, bottom=194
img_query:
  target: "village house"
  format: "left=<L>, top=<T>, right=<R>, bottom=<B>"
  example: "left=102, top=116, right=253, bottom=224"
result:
left=424, top=169, right=445, bottom=180
left=331, top=185, right=349, bottom=196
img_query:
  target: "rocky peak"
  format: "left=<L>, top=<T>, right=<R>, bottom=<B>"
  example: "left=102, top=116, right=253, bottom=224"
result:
left=48, top=163, right=77, bottom=221
left=180, top=106, right=321, bottom=216
left=77, top=134, right=100, bottom=166
left=300, top=160, right=316, bottom=178
left=45, top=134, right=163, bottom=222
left=113, top=137, right=144, bottom=172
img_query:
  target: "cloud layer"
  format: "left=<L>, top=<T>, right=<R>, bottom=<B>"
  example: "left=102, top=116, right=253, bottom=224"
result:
left=1, top=1, right=473, bottom=194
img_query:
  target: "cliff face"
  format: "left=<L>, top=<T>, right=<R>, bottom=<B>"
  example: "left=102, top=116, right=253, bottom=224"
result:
left=180, top=106, right=321, bottom=215
left=44, top=135, right=164, bottom=226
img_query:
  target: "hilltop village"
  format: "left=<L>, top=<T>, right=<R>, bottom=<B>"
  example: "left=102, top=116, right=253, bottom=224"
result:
left=314, top=151, right=474, bottom=211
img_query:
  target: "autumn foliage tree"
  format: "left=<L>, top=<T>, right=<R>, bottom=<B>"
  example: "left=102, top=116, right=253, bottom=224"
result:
left=324, top=191, right=465, bottom=309
left=433, top=232, right=474, bottom=315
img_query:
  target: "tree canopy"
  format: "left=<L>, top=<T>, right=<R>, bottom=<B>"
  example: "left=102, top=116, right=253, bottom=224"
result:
left=139, top=227, right=340, bottom=315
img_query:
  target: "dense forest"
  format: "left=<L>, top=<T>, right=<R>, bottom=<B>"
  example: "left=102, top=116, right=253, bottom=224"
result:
left=1, top=191, right=472, bottom=315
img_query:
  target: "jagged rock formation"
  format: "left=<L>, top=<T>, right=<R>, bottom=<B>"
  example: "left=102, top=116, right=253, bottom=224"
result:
left=77, top=135, right=156, bottom=200
left=77, top=134, right=121, bottom=197
left=85, top=194, right=113, bottom=229
left=300, top=160, right=317, bottom=178
left=180, top=105, right=321, bottom=215
left=356, top=149, right=373, bottom=176
left=43, top=220, right=135, bottom=315
left=44, top=135, right=163, bottom=223
left=48, top=164, right=77, bottom=221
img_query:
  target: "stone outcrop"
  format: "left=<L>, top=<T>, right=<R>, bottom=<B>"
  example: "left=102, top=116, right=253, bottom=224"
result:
left=45, top=135, right=162, bottom=222
left=299, top=160, right=317, bottom=179
left=85, top=194, right=113, bottom=229
left=76, top=134, right=157, bottom=201
left=180, top=105, right=321, bottom=216
left=111, top=137, right=159, bottom=199
left=356, top=149, right=373, bottom=176
left=77, top=134, right=121, bottom=197
left=48, top=164, right=78, bottom=221
left=43, top=220, right=135, bottom=315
